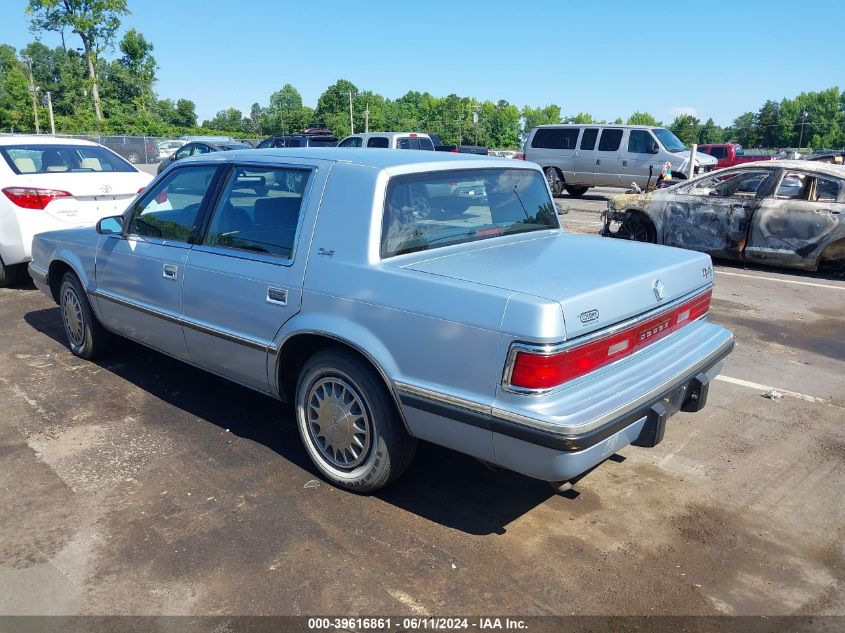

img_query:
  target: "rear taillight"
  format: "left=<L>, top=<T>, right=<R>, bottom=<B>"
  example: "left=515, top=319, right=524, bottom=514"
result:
left=2, top=187, right=72, bottom=210
left=451, top=148, right=460, bottom=153
left=508, top=290, right=712, bottom=391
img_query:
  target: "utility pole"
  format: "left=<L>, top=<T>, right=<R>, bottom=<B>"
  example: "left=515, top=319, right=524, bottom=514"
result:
left=348, top=91, right=354, bottom=135
left=46, top=91, right=55, bottom=135
left=25, top=57, right=40, bottom=134
left=364, top=102, right=369, bottom=133
left=797, top=110, right=808, bottom=150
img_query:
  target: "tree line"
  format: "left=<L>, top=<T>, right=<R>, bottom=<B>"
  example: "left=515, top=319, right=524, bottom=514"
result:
left=1, top=1, right=844, bottom=150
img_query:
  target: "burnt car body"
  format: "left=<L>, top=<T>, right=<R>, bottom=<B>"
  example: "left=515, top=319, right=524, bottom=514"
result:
left=602, top=160, right=845, bottom=271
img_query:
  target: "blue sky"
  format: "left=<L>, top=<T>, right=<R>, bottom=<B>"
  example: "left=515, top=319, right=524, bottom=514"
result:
left=1, top=0, right=842, bottom=126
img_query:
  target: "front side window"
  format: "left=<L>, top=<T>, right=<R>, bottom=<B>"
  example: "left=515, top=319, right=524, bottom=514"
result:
left=367, top=137, right=389, bottom=148
left=339, top=137, right=362, bottom=147
left=597, top=129, right=623, bottom=152
left=627, top=130, right=655, bottom=153
left=204, top=166, right=310, bottom=259
left=128, top=166, right=218, bottom=241
left=381, top=168, right=558, bottom=258
left=531, top=128, right=580, bottom=150
left=0, top=144, right=135, bottom=174
left=683, top=169, right=773, bottom=198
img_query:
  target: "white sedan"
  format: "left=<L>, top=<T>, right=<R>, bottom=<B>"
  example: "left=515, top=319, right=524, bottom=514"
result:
left=0, top=136, right=152, bottom=286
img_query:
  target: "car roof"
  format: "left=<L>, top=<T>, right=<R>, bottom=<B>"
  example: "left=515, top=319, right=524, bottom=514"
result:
left=739, top=159, right=845, bottom=177
left=182, top=147, right=537, bottom=172
left=342, top=132, right=431, bottom=139
left=0, top=135, right=98, bottom=147
left=531, top=124, right=668, bottom=130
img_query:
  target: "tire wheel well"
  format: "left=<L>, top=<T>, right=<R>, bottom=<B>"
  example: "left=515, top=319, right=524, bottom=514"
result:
left=48, top=260, right=73, bottom=303
left=819, top=238, right=845, bottom=268
left=277, top=334, right=397, bottom=409
left=617, top=210, right=657, bottom=243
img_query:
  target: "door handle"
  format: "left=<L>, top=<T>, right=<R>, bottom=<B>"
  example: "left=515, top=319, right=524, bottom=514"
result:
left=266, top=287, right=288, bottom=306
left=622, top=160, right=628, bottom=167
left=162, top=263, right=178, bottom=280
left=596, top=159, right=601, bottom=166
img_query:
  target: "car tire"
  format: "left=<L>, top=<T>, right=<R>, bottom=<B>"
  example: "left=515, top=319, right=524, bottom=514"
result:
left=126, top=151, right=140, bottom=164
left=0, top=255, right=26, bottom=287
left=617, top=212, right=657, bottom=243
left=59, top=271, right=112, bottom=360
left=544, top=167, right=564, bottom=197
left=295, top=349, right=416, bottom=492
left=564, top=185, right=589, bottom=198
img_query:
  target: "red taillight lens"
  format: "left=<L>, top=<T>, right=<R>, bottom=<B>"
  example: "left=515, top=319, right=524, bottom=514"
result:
left=509, top=290, right=712, bottom=390
left=2, top=187, right=72, bottom=210
left=451, top=148, right=460, bottom=153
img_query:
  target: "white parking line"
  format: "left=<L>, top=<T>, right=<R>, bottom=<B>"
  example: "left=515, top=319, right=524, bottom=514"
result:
left=716, top=270, right=845, bottom=291
left=715, top=375, right=831, bottom=405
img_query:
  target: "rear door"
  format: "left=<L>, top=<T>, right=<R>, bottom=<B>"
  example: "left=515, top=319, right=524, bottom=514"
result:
left=94, top=164, right=222, bottom=359
left=180, top=161, right=325, bottom=392
left=745, top=170, right=845, bottom=267
left=573, top=127, right=597, bottom=185
left=661, top=167, right=777, bottom=259
left=593, top=128, right=624, bottom=186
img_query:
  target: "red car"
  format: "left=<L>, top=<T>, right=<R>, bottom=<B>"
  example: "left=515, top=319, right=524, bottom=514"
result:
left=697, top=144, right=776, bottom=170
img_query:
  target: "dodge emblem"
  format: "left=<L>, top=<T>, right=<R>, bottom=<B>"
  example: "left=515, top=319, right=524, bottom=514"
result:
left=652, top=278, right=665, bottom=301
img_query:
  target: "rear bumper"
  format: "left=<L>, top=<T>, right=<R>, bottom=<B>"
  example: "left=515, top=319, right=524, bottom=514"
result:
left=489, top=335, right=732, bottom=481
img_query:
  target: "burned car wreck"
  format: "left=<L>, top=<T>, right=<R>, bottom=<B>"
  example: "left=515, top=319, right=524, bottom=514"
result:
left=602, top=160, right=845, bottom=271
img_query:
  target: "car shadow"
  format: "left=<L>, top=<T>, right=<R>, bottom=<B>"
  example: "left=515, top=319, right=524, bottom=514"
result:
left=713, top=257, right=845, bottom=282
left=24, top=307, right=559, bottom=536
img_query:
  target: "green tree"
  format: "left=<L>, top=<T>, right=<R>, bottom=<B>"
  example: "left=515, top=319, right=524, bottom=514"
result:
left=567, top=112, right=596, bottom=124
left=627, top=111, right=660, bottom=126
left=115, top=28, right=156, bottom=110
left=756, top=100, right=780, bottom=148
left=266, top=83, right=311, bottom=134
left=0, top=65, right=34, bottom=132
left=521, top=104, right=561, bottom=137
left=203, top=107, right=244, bottom=132
left=698, top=118, right=724, bottom=144
left=27, top=0, right=130, bottom=121
left=315, top=79, right=358, bottom=136
left=669, top=114, right=701, bottom=146
left=728, top=111, right=758, bottom=147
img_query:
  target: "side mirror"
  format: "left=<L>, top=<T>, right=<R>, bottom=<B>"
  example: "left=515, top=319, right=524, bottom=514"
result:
left=96, top=215, right=124, bottom=235
left=648, top=143, right=660, bottom=154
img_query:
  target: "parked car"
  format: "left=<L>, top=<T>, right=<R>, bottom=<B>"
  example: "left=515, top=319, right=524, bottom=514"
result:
left=156, top=140, right=254, bottom=174
left=0, top=136, right=152, bottom=286
left=524, top=124, right=718, bottom=198
left=601, top=160, right=845, bottom=271
left=257, top=134, right=338, bottom=148
left=157, top=139, right=186, bottom=161
left=805, top=150, right=845, bottom=165
left=98, top=135, right=159, bottom=164
left=696, top=144, right=776, bottom=170
left=428, top=134, right=488, bottom=155
left=28, top=148, right=733, bottom=492
left=338, top=132, right=435, bottom=150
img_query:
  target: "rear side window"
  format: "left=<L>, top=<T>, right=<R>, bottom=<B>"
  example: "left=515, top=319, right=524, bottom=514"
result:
left=531, top=128, right=580, bottom=149
left=814, top=176, right=840, bottom=202
left=1, top=144, right=135, bottom=174
left=205, top=166, right=310, bottom=260
left=339, top=137, right=362, bottom=147
left=709, top=147, right=728, bottom=159
left=367, top=137, right=389, bottom=148
left=580, top=128, right=598, bottom=150
left=597, top=129, right=623, bottom=151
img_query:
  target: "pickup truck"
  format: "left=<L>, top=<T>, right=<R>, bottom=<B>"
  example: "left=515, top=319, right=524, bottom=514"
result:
left=28, top=148, right=733, bottom=492
left=696, top=144, right=776, bottom=170
left=429, top=134, right=488, bottom=155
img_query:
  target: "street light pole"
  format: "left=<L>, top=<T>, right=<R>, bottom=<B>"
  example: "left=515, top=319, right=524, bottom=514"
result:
left=798, top=110, right=808, bottom=150
left=46, top=91, right=55, bottom=135
left=25, top=57, right=40, bottom=134
left=348, top=91, right=354, bottom=135
left=364, top=102, right=369, bottom=133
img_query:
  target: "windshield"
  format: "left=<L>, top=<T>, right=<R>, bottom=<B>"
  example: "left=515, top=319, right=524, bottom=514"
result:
left=381, top=168, right=559, bottom=258
left=653, top=128, right=687, bottom=153
left=1, top=144, right=136, bottom=174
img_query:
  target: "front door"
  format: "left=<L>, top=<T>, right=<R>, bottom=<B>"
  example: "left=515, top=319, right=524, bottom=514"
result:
left=622, top=129, right=662, bottom=189
left=661, top=167, right=776, bottom=260
left=181, top=163, right=322, bottom=392
left=93, top=165, right=221, bottom=359
left=746, top=170, right=845, bottom=267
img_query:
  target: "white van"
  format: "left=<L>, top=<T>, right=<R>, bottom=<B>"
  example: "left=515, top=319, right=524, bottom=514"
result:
left=523, top=124, right=718, bottom=197
left=338, top=132, right=435, bottom=150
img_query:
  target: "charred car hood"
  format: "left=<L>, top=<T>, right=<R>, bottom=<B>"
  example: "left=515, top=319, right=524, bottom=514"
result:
left=402, top=232, right=713, bottom=337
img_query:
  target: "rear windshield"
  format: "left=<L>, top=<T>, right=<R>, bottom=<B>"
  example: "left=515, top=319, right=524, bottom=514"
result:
left=306, top=137, right=338, bottom=147
left=1, top=144, right=136, bottom=174
left=397, top=137, right=435, bottom=150
left=381, top=168, right=558, bottom=258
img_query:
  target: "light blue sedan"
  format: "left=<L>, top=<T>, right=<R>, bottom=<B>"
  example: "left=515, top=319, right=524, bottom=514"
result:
left=28, top=148, right=734, bottom=492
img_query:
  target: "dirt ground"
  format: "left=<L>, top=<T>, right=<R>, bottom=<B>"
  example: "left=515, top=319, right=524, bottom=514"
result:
left=1, top=193, right=843, bottom=618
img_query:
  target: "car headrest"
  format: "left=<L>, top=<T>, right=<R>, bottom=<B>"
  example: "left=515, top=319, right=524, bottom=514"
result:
left=13, top=157, right=36, bottom=173
left=253, top=196, right=302, bottom=226
left=80, top=157, right=102, bottom=171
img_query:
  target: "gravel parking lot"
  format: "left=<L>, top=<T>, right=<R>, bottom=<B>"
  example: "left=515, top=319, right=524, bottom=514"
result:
left=1, top=189, right=843, bottom=617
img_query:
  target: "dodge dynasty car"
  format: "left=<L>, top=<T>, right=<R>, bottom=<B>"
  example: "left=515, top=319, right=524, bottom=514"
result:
left=28, top=148, right=734, bottom=492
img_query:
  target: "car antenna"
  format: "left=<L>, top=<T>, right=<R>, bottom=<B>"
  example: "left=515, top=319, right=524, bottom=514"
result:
left=512, top=184, right=532, bottom=221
